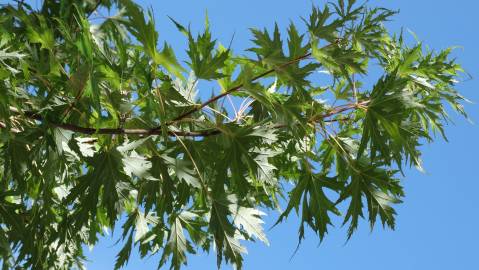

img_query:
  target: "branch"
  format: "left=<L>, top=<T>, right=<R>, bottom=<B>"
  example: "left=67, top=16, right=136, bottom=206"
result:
left=6, top=107, right=220, bottom=137
left=27, top=53, right=314, bottom=137
left=165, top=40, right=344, bottom=127
left=315, top=99, right=369, bottom=119
left=272, top=100, right=370, bottom=129
left=164, top=52, right=313, bottom=126
left=2, top=41, right=360, bottom=138
left=5, top=101, right=368, bottom=137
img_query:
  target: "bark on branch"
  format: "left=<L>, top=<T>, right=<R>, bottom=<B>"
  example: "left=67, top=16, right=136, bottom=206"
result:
left=5, top=101, right=368, bottom=137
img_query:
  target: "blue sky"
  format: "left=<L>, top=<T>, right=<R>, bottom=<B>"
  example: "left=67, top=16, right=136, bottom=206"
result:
left=85, top=0, right=479, bottom=269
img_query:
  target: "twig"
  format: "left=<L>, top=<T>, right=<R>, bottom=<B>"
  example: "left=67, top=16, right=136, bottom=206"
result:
left=164, top=40, right=343, bottom=127
left=352, top=74, right=358, bottom=104
left=165, top=52, right=313, bottom=126
left=86, top=0, right=102, bottom=19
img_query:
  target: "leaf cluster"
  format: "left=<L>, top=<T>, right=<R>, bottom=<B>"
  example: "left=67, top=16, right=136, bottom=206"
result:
left=0, top=0, right=468, bottom=269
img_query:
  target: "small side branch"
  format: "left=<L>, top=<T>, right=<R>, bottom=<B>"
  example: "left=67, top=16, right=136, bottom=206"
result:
left=165, top=52, right=313, bottom=126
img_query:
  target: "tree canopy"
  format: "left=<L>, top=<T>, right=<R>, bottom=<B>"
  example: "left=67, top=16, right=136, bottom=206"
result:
left=0, top=0, right=469, bottom=269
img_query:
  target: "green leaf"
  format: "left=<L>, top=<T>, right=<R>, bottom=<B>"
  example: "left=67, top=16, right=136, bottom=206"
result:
left=229, top=205, right=269, bottom=245
left=119, top=1, right=184, bottom=78
left=122, top=151, right=155, bottom=179
left=248, top=24, right=285, bottom=66
left=210, top=195, right=247, bottom=269
left=338, top=159, right=403, bottom=238
left=120, top=0, right=158, bottom=59
left=0, top=46, right=25, bottom=74
left=134, top=211, right=149, bottom=243
left=160, top=213, right=195, bottom=270
left=276, top=166, right=341, bottom=242
left=173, top=158, right=202, bottom=188
left=26, top=15, right=54, bottom=50
left=156, top=42, right=185, bottom=79
left=67, top=64, right=91, bottom=103
left=67, top=149, right=130, bottom=226
left=171, top=16, right=229, bottom=80
left=53, top=128, right=74, bottom=154
left=312, top=39, right=367, bottom=75
left=114, top=231, right=134, bottom=270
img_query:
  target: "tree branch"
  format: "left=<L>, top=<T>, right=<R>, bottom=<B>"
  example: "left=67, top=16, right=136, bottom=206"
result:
left=164, top=39, right=345, bottom=127
left=164, top=52, right=313, bottom=126
left=272, top=100, right=370, bottom=129
left=5, top=101, right=368, bottom=137
left=2, top=42, right=362, bottom=138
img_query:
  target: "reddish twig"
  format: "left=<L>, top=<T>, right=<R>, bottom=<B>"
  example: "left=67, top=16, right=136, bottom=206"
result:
left=163, top=52, right=313, bottom=127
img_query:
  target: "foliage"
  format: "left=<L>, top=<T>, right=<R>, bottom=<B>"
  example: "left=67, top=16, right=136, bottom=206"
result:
left=0, top=0, right=468, bottom=269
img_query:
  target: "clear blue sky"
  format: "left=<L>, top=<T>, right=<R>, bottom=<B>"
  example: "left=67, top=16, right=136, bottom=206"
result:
left=85, top=0, right=479, bottom=269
